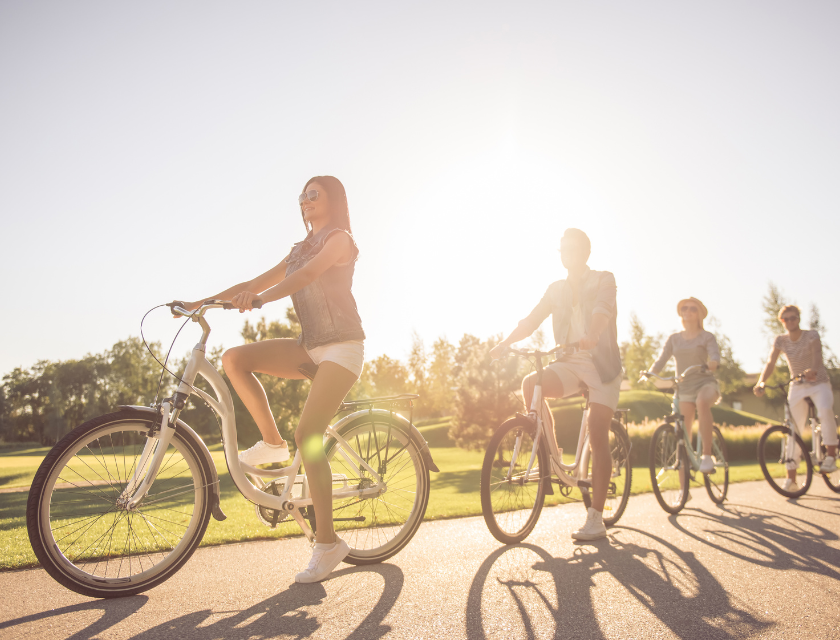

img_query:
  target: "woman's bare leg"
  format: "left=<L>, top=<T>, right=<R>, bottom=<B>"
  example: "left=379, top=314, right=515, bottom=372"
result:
left=695, top=386, right=718, bottom=457
left=294, top=361, right=359, bottom=545
left=222, top=339, right=312, bottom=446
left=521, top=369, right=564, bottom=433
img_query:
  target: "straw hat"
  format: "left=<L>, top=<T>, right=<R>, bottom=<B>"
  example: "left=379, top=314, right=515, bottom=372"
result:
left=677, top=297, right=708, bottom=322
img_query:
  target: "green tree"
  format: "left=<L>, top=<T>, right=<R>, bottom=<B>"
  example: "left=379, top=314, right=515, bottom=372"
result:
left=449, top=334, right=527, bottom=451
left=620, top=313, right=663, bottom=389
left=808, top=303, right=840, bottom=387
left=705, top=317, right=746, bottom=399
left=427, top=337, right=456, bottom=416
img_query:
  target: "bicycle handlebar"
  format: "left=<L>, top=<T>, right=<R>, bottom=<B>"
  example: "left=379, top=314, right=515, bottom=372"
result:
left=168, top=298, right=263, bottom=318
left=639, top=363, right=708, bottom=385
left=507, top=343, right=579, bottom=359
left=757, top=373, right=806, bottom=391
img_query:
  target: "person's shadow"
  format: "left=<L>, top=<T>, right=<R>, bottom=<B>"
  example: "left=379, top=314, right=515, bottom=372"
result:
left=466, top=531, right=771, bottom=640
left=0, top=563, right=404, bottom=640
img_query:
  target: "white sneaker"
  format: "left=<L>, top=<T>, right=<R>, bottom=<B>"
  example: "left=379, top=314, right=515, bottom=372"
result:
left=819, top=456, right=838, bottom=474
left=295, top=537, right=350, bottom=583
left=571, top=507, right=607, bottom=541
left=239, top=440, right=290, bottom=466
left=699, top=455, right=715, bottom=474
left=781, top=478, right=799, bottom=493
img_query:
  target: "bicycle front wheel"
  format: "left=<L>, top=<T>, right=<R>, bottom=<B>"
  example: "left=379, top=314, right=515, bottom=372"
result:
left=26, top=410, right=213, bottom=598
left=324, top=415, right=430, bottom=565
left=649, top=424, right=690, bottom=514
left=703, top=426, right=729, bottom=504
left=480, top=416, right=547, bottom=544
left=820, top=437, right=840, bottom=493
left=757, top=425, right=811, bottom=498
left=602, top=419, right=632, bottom=526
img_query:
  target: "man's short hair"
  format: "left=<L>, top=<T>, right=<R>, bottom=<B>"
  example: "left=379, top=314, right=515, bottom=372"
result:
left=562, top=228, right=591, bottom=254
left=778, top=304, right=801, bottom=320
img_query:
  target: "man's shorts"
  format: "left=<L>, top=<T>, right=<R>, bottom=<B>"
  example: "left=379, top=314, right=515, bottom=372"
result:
left=546, top=352, right=622, bottom=412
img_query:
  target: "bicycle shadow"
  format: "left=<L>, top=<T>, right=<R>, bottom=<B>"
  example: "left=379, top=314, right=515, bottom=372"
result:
left=666, top=501, right=840, bottom=579
left=0, top=596, right=149, bottom=640
left=0, top=563, right=403, bottom=640
left=466, top=532, right=770, bottom=640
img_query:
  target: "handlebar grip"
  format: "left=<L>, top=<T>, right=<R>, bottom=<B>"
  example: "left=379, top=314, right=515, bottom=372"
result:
left=168, top=300, right=186, bottom=309
left=222, top=299, right=263, bottom=310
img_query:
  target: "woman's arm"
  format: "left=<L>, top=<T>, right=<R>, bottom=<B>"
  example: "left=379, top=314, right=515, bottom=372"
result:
left=649, top=335, right=674, bottom=375
left=181, top=256, right=289, bottom=311
left=232, top=232, right=353, bottom=310
left=706, top=332, right=721, bottom=372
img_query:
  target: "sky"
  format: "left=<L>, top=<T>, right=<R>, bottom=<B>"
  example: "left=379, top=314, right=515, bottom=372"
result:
left=1, top=1, right=838, bottom=377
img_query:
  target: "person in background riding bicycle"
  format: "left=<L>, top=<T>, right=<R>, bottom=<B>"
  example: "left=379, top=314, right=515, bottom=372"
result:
left=754, top=304, right=838, bottom=484
left=489, top=228, right=623, bottom=541
left=649, top=297, right=721, bottom=476
left=180, top=176, right=365, bottom=583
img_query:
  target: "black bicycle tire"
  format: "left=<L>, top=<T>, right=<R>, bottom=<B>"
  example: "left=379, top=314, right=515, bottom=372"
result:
left=757, top=425, right=811, bottom=498
left=703, top=426, right=729, bottom=504
left=323, top=414, right=430, bottom=565
left=26, top=410, right=213, bottom=598
left=649, top=423, right=690, bottom=514
left=603, top=419, right=632, bottom=526
left=480, top=415, right=547, bottom=545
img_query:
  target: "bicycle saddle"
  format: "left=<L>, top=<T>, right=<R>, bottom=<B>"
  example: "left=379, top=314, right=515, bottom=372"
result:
left=298, top=363, right=319, bottom=380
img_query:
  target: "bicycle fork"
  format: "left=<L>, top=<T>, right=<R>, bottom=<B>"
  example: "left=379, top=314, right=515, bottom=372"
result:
left=118, top=401, right=178, bottom=510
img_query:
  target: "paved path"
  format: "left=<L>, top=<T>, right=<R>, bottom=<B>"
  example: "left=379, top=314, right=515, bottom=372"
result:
left=1, top=480, right=838, bottom=639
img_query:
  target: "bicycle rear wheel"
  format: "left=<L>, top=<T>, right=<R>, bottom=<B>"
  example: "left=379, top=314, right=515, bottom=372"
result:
left=602, top=419, right=632, bottom=526
left=649, top=424, right=690, bottom=514
left=324, top=415, right=430, bottom=565
left=703, top=426, right=729, bottom=504
left=26, top=410, right=213, bottom=598
left=757, top=425, right=811, bottom=498
left=480, top=416, right=547, bottom=544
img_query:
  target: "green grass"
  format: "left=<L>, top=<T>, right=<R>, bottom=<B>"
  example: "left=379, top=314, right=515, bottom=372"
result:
left=0, top=433, right=782, bottom=571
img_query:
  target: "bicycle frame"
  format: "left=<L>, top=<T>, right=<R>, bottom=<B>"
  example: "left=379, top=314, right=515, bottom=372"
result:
left=512, top=351, right=592, bottom=490
left=120, top=305, right=395, bottom=542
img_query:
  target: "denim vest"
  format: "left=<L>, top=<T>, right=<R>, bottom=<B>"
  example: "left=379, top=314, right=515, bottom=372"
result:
left=285, top=227, right=366, bottom=350
left=525, top=267, right=623, bottom=383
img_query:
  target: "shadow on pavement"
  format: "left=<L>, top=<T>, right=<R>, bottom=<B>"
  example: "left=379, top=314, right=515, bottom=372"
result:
left=466, top=530, right=772, bottom=639
left=0, top=563, right=403, bottom=640
left=0, top=596, right=148, bottom=640
left=667, top=501, right=840, bottom=579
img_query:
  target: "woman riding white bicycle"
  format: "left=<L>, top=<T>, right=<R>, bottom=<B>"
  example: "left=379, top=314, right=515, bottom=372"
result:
left=649, top=297, right=721, bottom=476
left=179, top=176, right=365, bottom=583
left=754, top=304, right=838, bottom=489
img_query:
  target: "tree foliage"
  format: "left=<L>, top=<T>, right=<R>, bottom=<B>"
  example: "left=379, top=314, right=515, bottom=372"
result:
left=620, top=313, right=663, bottom=390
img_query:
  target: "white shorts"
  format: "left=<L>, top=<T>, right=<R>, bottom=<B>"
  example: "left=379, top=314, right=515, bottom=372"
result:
left=305, top=340, right=365, bottom=379
left=547, top=352, right=622, bottom=412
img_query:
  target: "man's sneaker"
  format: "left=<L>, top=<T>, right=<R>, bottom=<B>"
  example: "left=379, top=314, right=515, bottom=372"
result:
left=571, top=507, right=607, bottom=541
left=295, top=537, right=350, bottom=583
left=781, top=478, right=799, bottom=493
left=699, top=455, right=715, bottom=474
left=239, top=440, right=290, bottom=466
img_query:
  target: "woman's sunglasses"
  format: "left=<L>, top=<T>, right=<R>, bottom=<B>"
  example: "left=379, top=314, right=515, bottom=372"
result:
left=680, top=306, right=699, bottom=313
left=298, top=190, right=320, bottom=205
left=780, top=315, right=799, bottom=322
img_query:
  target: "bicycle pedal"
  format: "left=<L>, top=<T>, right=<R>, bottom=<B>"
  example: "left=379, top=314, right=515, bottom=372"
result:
left=577, top=479, right=592, bottom=489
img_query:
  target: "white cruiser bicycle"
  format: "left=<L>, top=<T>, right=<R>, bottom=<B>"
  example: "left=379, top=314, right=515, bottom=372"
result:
left=27, top=300, right=436, bottom=598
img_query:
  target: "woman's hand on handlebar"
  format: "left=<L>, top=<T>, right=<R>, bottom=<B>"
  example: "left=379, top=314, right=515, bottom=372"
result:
left=231, top=290, right=260, bottom=313
left=489, top=342, right=508, bottom=361
left=753, top=382, right=765, bottom=397
left=708, top=360, right=719, bottom=373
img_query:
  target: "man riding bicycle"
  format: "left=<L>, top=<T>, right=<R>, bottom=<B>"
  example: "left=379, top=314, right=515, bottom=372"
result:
left=490, top=228, right=623, bottom=540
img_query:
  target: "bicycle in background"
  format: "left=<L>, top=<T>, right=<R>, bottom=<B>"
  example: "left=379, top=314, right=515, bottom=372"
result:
left=480, top=345, right=632, bottom=544
left=27, top=300, right=436, bottom=598
left=757, top=376, right=840, bottom=498
left=641, top=364, right=729, bottom=514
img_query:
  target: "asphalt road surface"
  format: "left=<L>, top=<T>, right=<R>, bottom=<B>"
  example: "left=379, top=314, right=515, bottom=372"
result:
left=1, top=479, right=838, bottom=639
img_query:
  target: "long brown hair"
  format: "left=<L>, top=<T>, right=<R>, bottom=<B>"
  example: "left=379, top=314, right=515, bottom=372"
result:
left=301, top=176, right=352, bottom=234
